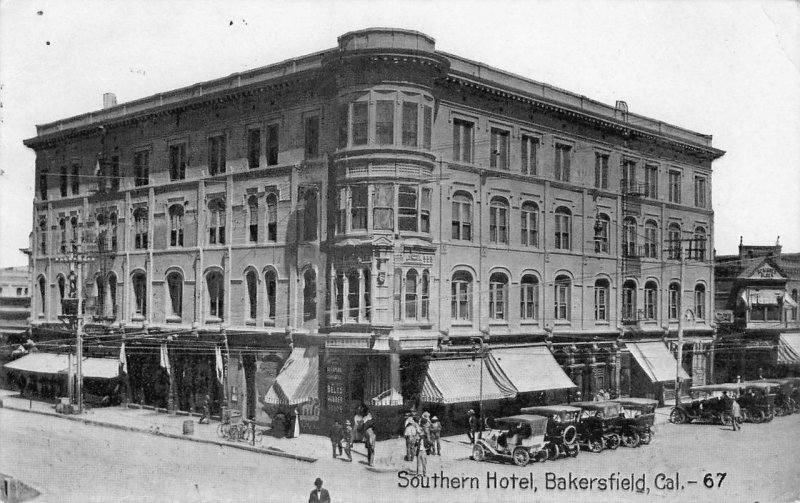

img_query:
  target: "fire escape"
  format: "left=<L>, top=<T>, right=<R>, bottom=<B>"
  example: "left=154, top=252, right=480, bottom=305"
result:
left=620, top=176, right=646, bottom=326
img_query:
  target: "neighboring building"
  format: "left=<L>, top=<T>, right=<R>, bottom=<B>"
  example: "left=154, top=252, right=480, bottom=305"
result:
left=0, top=266, right=31, bottom=340
left=23, top=28, right=724, bottom=423
left=714, top=239, right=800, bottom=381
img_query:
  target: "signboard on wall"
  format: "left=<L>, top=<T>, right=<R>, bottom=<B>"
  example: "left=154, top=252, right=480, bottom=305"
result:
left=326, top=357, right=345, bottom=413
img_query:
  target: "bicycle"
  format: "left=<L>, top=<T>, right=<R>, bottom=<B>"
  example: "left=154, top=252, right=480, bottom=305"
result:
left=241, top=419, right=263, bottom=444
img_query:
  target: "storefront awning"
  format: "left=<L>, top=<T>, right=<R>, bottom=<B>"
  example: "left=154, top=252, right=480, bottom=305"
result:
left=487, top=346, right=576, bottom=393
left=746, top=289, right=783, bottom=306
left=627, top=342, right=689, bottom=383
left=78, top=358, right=121, bottom=379
left=264, top=346, right=319, bottom=405
left=420, top=358, right=514, bottom=404
left=4, top=353, right=69, bottom=375
left=783, top=295, right=799, bottom=309
left=777, top=333, right=800, bottom=365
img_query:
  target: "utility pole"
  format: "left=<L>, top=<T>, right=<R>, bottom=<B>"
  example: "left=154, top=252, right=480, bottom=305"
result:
left=472, top=337, right=486, bottom=437
left=675, top=248, right=685, bottom=408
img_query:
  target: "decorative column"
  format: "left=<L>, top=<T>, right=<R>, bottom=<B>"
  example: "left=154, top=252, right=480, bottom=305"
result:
left=358, top=268, right=366, bottom=323
left=329, top=267, right=337, bottom=324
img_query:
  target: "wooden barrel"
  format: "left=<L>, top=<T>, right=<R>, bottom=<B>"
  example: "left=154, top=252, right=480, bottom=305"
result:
left=183, top=420, right=194, bottom=435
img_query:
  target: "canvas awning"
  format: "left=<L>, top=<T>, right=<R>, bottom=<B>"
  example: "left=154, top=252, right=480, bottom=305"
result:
left=487, top=346, right=576, bottom=393
left=777, top=333, right=800, bottom=365
left=4, top=353, right=69, bottom=375
left=420, top=358, right=514, bottom=404
left=747, top=289, right=782, bottom=306
left=626, top=342, right=689, bottom=383
left=78, top=358, right=121, bottom=379
left=783, top=295, right=799, bottom=309
left=264, top=346, right=319, bottom=405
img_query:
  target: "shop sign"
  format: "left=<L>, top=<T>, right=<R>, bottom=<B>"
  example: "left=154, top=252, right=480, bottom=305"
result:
left=714, top=310, right=734, bottom=324
left=326, top=357, right=345, bottom=413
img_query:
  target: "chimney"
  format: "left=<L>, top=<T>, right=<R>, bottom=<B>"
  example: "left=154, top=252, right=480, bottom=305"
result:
left=103, top=93, right=117, bottom=109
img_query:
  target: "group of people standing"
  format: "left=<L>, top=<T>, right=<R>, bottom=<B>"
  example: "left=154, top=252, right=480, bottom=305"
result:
left=403, top=410, right=442, bottom=475
left=328, top=404, right=376, bottom=466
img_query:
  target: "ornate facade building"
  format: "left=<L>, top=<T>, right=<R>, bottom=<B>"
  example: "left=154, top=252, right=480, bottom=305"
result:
left=24, top=29, right=724, bottom=425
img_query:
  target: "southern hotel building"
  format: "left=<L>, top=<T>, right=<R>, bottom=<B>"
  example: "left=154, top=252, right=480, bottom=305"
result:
left=23, top=29, right=725, bottom=429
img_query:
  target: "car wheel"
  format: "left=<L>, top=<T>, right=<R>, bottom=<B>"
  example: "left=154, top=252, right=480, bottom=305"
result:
left=605, top=433, right=621, bottom=450
left=720, top=412, right=733, bottom=425
left=589, top=438, right=603, bottom=453
left=622, top=431, right=640, bottom=448
left=566, top=444, right=580, bottom=458
left=472, top=444, right=486, bottom=462
left=546, top=443, right=559, bottom=460
left=640, top=431, right=653, bottom=445
left=754, top=410, right=766, bottom=423
left=534, top=449, right=549, bottom=463
left=670, top=408, right=686, bottom=424
left=512, top=447, right=531, bottom=466
left=562, top=425, right=578, bottom=445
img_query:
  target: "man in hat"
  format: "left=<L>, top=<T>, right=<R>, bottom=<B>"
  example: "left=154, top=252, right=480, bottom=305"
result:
left=329, top=419, right=343, bottom=458
left=342, top=420, right=353, bottom=461
left=467, top=409, right=479, bottom=444
left=430, top=416, right=442, bottom=455
left=364, top=422, right=377, bottom=467
left=308, top=478, right=330, bottom=503
left=403, top=412, right=417, bottom=461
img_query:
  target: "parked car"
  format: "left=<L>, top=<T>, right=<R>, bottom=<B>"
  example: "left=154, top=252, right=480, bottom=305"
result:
left=671, top=383, right=738, bottom=425
left=519, top=405, right=581, bottom=459
left=763, top=377, right=800, bottom=415
left=738, top=382, right=777, bottom=423
left=471, top=415, right=549, bottom=466
left=611, top=397, right=658, bottom=446
left=571, top=401, right=622, bottom=453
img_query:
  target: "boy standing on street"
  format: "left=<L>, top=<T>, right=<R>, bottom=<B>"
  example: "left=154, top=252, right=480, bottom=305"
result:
left=430, top=416, right=442, bottom=455
left=342, top=420, right=353, bottom=461
left=329, top=420, right=343, bottom=458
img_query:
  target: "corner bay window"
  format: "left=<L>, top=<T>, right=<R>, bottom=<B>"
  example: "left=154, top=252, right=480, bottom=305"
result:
left=398, top=186, right=417, bottom=232
left=333, top=267, right=370, bottom=323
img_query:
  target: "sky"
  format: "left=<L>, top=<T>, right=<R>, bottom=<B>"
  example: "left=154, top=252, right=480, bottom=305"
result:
left=1, top=0, right=798, bottom=267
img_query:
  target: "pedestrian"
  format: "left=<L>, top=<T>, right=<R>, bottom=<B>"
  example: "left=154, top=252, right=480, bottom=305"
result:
left=364, top=422, right=376, bottom=467
left=419, top=411, right=432, bottom=453
left=199, top=394, right=211, bottom=424
left=308, top=477, right=330, bottom=503
left=329, top=420, right=343, bottom=458
left=415, top=433, right=428, bottom=476
left=467, top=409, right=478, bottom=444
left=430, top=416, right=442, bottom=456
left=342, top=420, right=353, bottom=461
left=403, top=413, right=417, bottom=461
left=285, top=407, right=299, bottom=438
left=731, top=397, right=742, bottom=431
left=603, top=389, right=611, bottom=400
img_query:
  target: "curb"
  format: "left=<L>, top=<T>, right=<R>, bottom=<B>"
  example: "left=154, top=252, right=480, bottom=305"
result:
left=2, top=403, right=317, bottom=463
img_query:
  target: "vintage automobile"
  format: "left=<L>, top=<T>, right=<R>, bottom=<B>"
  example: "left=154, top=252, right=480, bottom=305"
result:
left=764, top=377, right=800, bottom=415
left=611, top=397, right=659, bottom=446
left=670, top=383, right=738, bottom=425
left=471, top=415, right=550, bottom=466
left=571, top=401, right=623, bottom=452
left=737, top=382, right=777, bottom=423
left=519, top=405, right=581, bottom=459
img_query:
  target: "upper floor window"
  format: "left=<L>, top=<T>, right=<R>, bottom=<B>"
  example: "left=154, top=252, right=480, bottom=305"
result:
left=490, top=128, right=509, bottom=170
left=644, top=281, right=658, bottom=320
left=206, top=271, right=224, bottom=321
left=692, top=226, right=707, bottom=261
left=248, top=128, right=261, bottom=169
left=166, top=271, right=183, bottom=320
left=266, top=124, right=280, bottom=166
left=644, top=220, right=658, bottom=259
left=302, top=189, right=318, bottom=241
left=451, top=192, right=472, bottom=241
left=304, top=116, right=320, bottom=158
left=594, top=279, right=609, bottom=321
left=59, top=218, right=67, bottom=253
left=60, top=166, right=68, bottom=197
left=208, top=135, right=227, bottom=176
left=37, top=276, right=46, bottom=317
left=595, top=154, right=609, bottom=189
left=169, top=144, right=186, bottom=181
left=668, top=170, right=681, bottom=203
left=373, top=184, right=394, bottom=231
left=169, top=204, right=184, bottom=247
left=134, top=151, right=149, bottom=186
left=668, top=282, right=681, bottom=320
left=622, top=217, right=637, bottom=258
left=405, top=269, right=419, bottom=320
left=453, top=119, right=474, bottom=163
left=376, top=101, right=395, bottom=145
left=303, top=269, right=316, bottom=322
left=520, top=275, right=539, bottom=321
left=423, top=105, right=432, bottom=149
left=245, top=270, right=258, bottom=323
left=694, top=175, right=707, bottom=208
left=451, top=271, right=473, bottom=322
left=521, top=136, right=539, bottom=175
left=265, top=269, right=278, bottom=324
left=352, top=102, right=368, bottom=146
left=266, top=193, right=278, bottom=242
left=520, top=202, right=539, bottom=247
left=644, top=165, right=658, bottom=199
left=132, top=271, right=147, bottom=318
left=208, top=199, right=226, bottom=245
left=96, top=214, right=108, bottom=252
left=489, top=272, right=508, bottom=321
left=69, top=216, right=79, bottom=252
left=247, top=196, right=259, bottom=243
left=398, top=185, right=420, bottom=232
left=110, top=156, right=120, bottom=191
left=133, top=208, right=148, bottom=249
left=694, top=284, right=706, bottom=320
left=489, top=197, right=509, bottom=244
left=622, top=280, right=637, bottom=322
left=554, top=207, right=571, bottom=250
left=554, top=143, right=571, bottom=182
left=554, top=275, right=571, bottom=320
left=39, top=217, right=48, bottom=255
left=667, top=223, right=682, bottom=259
left=39, top=168, right=48, bottom=200
left=402, top=102, right=418, bottom=147
left=110, top=212, right=118, bottom=251
left=71, top=163, right=80, bottom=194
left=622, top=160, right=637, bottom=193
left=594, top=213, right=610, bottom=254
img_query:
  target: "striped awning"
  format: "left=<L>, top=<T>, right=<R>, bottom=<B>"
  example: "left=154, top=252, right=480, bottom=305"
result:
left=264, top=347, right=319, bottom=405
left=420, top=358, right=514, bottom=404
left=488, top=346, right=577, bottom=393
left=777, top=333, right=800, bottom=365
left=627, top=342, right=690, bottom=383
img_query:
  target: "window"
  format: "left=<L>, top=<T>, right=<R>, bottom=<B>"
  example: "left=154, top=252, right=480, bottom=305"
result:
left=39, top=168, right=48, bottom=200
left=60, top=166, right=68, bottom=197
left=208, top=199, right=226, bottom=245
left=347, top=270, right=360, bottom=320
left=668, top=283, right=680, bottom=320
left=452, top=119, right=474, bottom=163
left=265, top=270, right=277, bottom=323
left=489, top=197, right=509, bottom=244
left=70, top=216, right=79, bottom=253
left=405, top=269, right=418, bottom=320
left=594, top=279, right=609, bottom=321
left=166, top=272, right=182, bottom=320
left=668, top=170, right=681, bottom=203
left=489, top=273, right=508, bottom=321
left=421, top=270, right=430, bottom=320
left=246, top=270, right=258, bottom=322
left=694, top=176, right=707, bottom=208
left=110, top=156, right=120, bottom=191
left=373, top=184, right=394, bottom=231
left=134, top=208, right=148, bottom=249
left=398, top=185, right=418, bottom=232
left=644, top=220, right=658, bottom=258
left=337, top=104, right=348, bottom=148
left=451, top=193, right=472, bottom=241
left=644, top=281, right=658, bottom=320
left=622, top=160, right=636, bottom=193
left=303, top=269, right=316, bottom=322
left=352, top=102, right=368, bottom=146
left=248, top=196, right=259, bottom=243
left=622, top=280, right=637, bottom=321
left=521, top=136, right=539, bottom=175
left=554, top=207, right=571, bottom=250
left=520, top=202, right=539, bottom=247
left=423, top=105, right=432, bottom=149
left=71, top=164, right=80, bottom=194
left=351, top=186, right=368, bottom=231
left=304, top=116, right=320, bottom=158
left=248, top=128, right=261, bottom=169
left=451, top=271, right=472, bottom=321
left=402, top=102, right=418, bottom=147
left=208, top=135, right=226, bottom=176
left=667, top=223, right=681, bottom=259
left=622, top=217, right=637, bottom=257
left=96, top=214, right=108, bottom=252
left=520, top=275, right=539, bottom=320
left=169, top=205, right=184, bottom=247
left=57, top=276, right=66, bottom=314
left=169, top=144, right=186, bottom=181
left=694, top=284, right=706, bottom=320
left=266, top=124, right=279, bottom=166
left=134, top=151, right=149, bottom=186
left=376, top=101, right=394, bottom=145
left=490, top=128, right=509, bottom=170
left=206, top=271, right=224, bottom=321
left=554, top=275, right=571, bottom=321
left=302, top=189, right=318, bottom=241
left=595, top=154, right=609, bottom=189
left=266, top=194, right=278, bottom=242
left=37, top=217, right=47, bottom=255
left=644, top=165, right=658, bottom=199
left=420, top=188, right=431, bottom=233
left=692, top=226, right=707, bottom=261
left=37, top=277, right=46, bottom=317
left=110, top=212, right=118, bottom=251
left=594, top=213, right=610, bottom=254
left=132, top=272, right=147, bottom=318
left=107, top=274, right=117, bottom=319
left=554, top=144, right=571, bottom=181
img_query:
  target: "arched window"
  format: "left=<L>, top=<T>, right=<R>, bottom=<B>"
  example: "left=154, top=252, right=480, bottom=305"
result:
left=107, top=273, right=117, bottom=319
left=208, top=199, right=226, bottom=245
left=266, top=193, right=278, bottom=242
left=421, top=270, right=430, bottom=320
left=405, top=269, right=419, bottom=320
left=693, top=227, right=707, bottom=261
left=668, top=223, right=681, bottom=260
left=303, top=269, right=316, bottom=322
left=96, top=274, right=106, bottom=317
left=622, top=280, right=637, bottom=322
left=451, top=192, right=472, bottom=241
left=644, top=281, right=658, bottom=320
left=110, top=212, right=118, bottom=251
left=169, top=204, right=184, bottom=247
left=302, top=189, right=318, bottom=241
left=520, top=275, right=539, bottom=320
left=623, top=217, right=637, bottom=258
left=668, top=282, right=681, bottom=320
left=694, top=284, right=706, bottom=320
left=521, top=202, right=539, bottom=247
left=38, top=216, right=48, bottom=255
left=206, top=271, right=224, bottom=321
left=133, top=208, right=148, bottom=249
left=247, top=196, right=259, bottom=243
left=489, top=272, right=508, bottom=321
left=245, top=270, right=258, bottom=323
left=57, top=276, right=66, bottom=315
left=594, top=278, right=609, bottom=321
left=132, top=272, right=147, bottom=319
left=265, top=270, right=278, bottom=324
left=554, top=207, right=571, bottom=250
left=644, top=220, right=658, bottom=258
left=70, top=216, right=79, bottom=252
left=96, top=214, right=108, bottom=252
left=37, top=276, right=46, bottom=317
left=554, top=275, right=571, bottom=320
left=594, top=213, right=610, bottom=254
left=489, top=197, right=509, bottom=244
left=347, top=269, right=360, bottom=320
left=59, top=218, right=67, bottom=253
left=451, top=271, right=473, bottom=321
